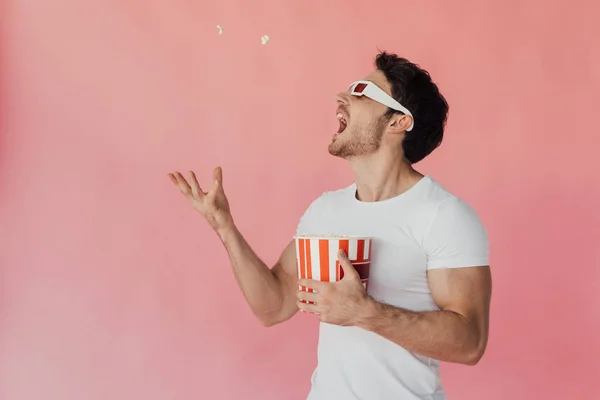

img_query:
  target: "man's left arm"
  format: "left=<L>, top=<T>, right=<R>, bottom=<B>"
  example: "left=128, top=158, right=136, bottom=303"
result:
left=356, top=196, right=492, bottom=365
left=297, top=196, right=491, bottom=365
left=356, top=265, right=491, bottom=365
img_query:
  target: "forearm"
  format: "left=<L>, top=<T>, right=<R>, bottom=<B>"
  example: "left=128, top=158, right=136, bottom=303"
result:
left=357, top=298, right=485, bottom=365
left=218, top=225, right=284, bottom=323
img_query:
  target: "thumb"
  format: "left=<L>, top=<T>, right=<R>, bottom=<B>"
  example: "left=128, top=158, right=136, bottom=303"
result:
left=213, top=166, right=223, bottom=189
left=207, top=167, right=223, bottom=201
left=338, top=250, right=358, bottom=280
left=207, top=178, right=220, bottom=202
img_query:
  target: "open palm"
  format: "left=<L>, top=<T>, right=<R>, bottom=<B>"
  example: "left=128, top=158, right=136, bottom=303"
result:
left=168, top=166, right=233, bottom=233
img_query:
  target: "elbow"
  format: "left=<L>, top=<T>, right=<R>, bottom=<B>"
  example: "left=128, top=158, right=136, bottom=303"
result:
left=256, top=311, right=284, bottom=327
left=462, top=343, right=487, bottom=366
left=460, top=324, right=488, bottom=366
left=259, top=317, right=278, bottom=327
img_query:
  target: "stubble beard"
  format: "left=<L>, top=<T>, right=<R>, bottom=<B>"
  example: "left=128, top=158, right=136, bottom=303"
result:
left=328, top=117, right=387, bottom=159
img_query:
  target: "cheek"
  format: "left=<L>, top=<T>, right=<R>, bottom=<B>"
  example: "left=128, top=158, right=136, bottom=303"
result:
left=348, top=114, right=367, bottom=130
left=349, top=116, right=375, bottom=134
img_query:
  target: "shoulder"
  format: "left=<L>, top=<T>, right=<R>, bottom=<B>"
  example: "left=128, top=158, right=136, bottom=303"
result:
left=425, top=178, right=484, bottom=230
left=416, top=177, right=481, bottom=221
left=305, top=183, right=355, bottom=210
left=296, top=183, right=354, bottom=234
left=419, top=176, right=458, bottom=205
left=422, top=178, right=489, bottom=269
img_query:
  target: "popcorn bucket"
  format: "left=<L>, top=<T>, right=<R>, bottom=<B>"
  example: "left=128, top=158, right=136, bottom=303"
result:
left=294, top=235, right=372, bottom=302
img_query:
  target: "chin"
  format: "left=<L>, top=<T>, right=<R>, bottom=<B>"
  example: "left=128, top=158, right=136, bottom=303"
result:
left=328, top=143, right=348, bottom=158
left=328, top=138, right=342, bottom=156
left=327, top=145, right=338, bottom=156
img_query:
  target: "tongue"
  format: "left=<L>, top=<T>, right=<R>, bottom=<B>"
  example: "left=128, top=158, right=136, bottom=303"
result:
left=337, top=120, right=347, bottom=134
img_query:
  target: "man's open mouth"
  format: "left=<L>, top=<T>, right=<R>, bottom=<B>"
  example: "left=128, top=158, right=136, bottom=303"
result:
left=336, top=110, right=348, bottom=135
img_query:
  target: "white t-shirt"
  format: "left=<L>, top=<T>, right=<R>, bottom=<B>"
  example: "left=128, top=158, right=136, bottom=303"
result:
left=295, top=176, right=489, bottom=400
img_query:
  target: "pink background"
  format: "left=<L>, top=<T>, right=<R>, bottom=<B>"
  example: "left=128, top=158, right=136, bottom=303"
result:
left=1, top=1, right=599, bottom=399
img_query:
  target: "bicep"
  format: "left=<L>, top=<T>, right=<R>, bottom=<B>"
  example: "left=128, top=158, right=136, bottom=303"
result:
left=428, top=266, right=492, bottom=334
left=270, top=240, right=300, bottom=323
left=425, top=196, right=491, bottom=325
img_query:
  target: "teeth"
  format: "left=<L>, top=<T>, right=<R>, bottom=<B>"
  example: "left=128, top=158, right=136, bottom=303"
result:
left=337, top=113, right=347, bottom=123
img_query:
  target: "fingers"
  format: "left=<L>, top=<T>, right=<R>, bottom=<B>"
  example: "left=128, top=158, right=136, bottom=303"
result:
left=169, top=172, right=192, bottom=197
left=297, top=300, right=319, bottom=314
left=338, top=249, right=349, bottom=262
left=338, top=250, right=359, bottom=280
left=168, top=167, right=223, bottom=201
left=188, top=171, right=205, bottom=198
left=298, top=279, right=325, bottom=292
left=297, top=290, right=319, bottom=303
left=168, top=173, right=178, bottom=186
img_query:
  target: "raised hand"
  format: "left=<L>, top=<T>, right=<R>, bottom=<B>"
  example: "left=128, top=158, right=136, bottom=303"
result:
left=168, top=166, right=233, bottom=235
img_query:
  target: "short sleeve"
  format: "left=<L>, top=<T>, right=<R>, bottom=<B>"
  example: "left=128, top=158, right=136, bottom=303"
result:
left=295, top=205, right=312, bottom=237
left=424, top=197, right=489, bottom=270
left=295, top=196, right=322, bottom=237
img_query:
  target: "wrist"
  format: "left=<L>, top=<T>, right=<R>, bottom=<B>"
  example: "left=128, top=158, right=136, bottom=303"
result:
left=355, top=296, right=380, bottom=331
left=217, top=223, right=238, bottom=243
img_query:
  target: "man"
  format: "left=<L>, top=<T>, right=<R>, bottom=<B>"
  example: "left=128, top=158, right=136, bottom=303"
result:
left=168, top=51, right=491, bottom=400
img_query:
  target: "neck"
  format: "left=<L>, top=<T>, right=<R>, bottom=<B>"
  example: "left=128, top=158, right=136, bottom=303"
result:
left=349, top=151, right=424, bottom=202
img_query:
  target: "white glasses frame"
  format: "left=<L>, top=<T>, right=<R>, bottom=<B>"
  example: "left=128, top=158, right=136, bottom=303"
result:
left=348, top=80, right=414, bottom=131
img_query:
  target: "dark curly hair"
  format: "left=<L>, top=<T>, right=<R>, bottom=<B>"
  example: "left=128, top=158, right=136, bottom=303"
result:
left=375, top=52, right=449, bottom=164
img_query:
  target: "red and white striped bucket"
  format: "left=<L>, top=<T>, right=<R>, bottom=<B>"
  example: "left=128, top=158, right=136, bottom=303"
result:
left=294, top=236, right=372, bottom=297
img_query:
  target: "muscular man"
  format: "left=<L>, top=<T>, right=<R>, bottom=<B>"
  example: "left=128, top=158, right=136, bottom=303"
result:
left=168, top=51, right=491, bottom=400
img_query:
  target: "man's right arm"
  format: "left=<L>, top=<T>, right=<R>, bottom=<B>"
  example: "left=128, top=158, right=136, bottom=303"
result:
left=168, top=167, right=299, bottom=327
left=219, top=226, right=299, bottom=326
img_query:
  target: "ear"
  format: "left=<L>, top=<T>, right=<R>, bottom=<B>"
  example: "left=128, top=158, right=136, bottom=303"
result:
left=388, top=113, right=413, bottom=134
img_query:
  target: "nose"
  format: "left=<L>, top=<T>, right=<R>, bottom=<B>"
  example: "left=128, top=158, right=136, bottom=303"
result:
left=335, top=91, right=351, bottom=105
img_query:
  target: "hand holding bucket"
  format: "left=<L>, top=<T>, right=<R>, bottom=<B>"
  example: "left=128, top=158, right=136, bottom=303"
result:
left=294, top=235, right=372, bottom=302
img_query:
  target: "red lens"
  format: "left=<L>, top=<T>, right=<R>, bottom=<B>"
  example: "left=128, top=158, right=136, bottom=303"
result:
left=354, top=83, right=368, bottom=93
